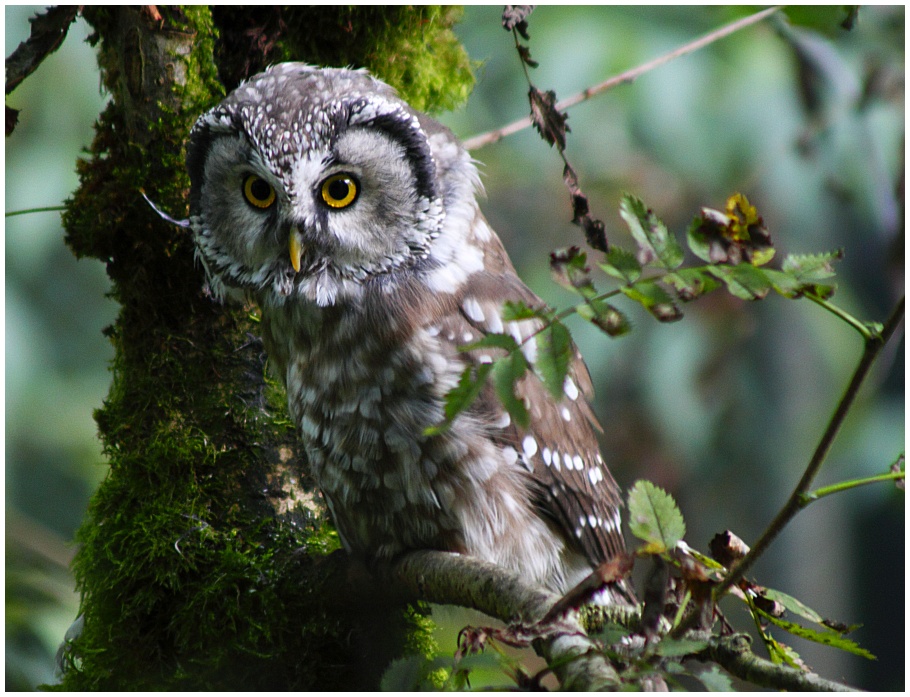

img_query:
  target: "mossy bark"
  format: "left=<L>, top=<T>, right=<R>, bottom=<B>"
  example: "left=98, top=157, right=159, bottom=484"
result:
left=57, top=6, right=473, bottom=690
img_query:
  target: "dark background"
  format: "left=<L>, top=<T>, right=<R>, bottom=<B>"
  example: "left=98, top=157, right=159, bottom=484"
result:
left=6, top=6, right=904, bottom=689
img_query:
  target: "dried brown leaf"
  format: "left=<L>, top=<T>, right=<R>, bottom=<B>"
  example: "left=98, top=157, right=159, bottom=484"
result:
left=529, top=86, right=569, bottom=151
left=709, top=530, right=751, bottom=568
left=502, top=5, right=535, bottom=38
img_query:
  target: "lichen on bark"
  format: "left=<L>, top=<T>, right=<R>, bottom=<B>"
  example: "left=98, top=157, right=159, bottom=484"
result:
left=56, top=6, right=473, bottom=690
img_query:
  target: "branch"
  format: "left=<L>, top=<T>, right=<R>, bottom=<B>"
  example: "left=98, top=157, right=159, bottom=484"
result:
left=463, top=6, right=782, bottom=151
left=714, top=295, right=905, bottom=598
left=392, top=551, right=861, bottom=691
left=5, top=6, right=80, bottom=94
left=392, top=550, right=623, bottom=690
left=5, top=5, right=81, bottom=136
left=704, top=634, right=858, bottom=692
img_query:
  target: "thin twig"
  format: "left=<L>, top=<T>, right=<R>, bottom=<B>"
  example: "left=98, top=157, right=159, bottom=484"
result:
left=704, top=634, right=858, bottom=691
left=712, top=295, right=904, bottom=600
left=6, top=205, right=67, bottom=217
left=463, top=6, right=783, bottom=151
left=806, top=291, right=877, bottom=342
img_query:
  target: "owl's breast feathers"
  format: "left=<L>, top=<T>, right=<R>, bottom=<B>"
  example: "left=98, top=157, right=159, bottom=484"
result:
left=258, top=206, right=626, bottom=594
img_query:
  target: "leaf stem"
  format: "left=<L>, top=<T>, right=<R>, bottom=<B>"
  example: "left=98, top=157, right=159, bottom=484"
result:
left=805, top=292, right=875, bottom=341
left=799, top=467, right=905, bottom=505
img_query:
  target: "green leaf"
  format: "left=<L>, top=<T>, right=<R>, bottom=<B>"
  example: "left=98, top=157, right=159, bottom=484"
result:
left=781, top=250, right=843, bottom=281
left=686, top=211, right=721, bottom=263
left=761, top=268, right=804, bottom=298
left=619, top=194, right=684, bottom=270
left=766, top=636, right=806, bottom=669
left=501, top=299, right=546, bottom=321
left=424, top=363, right=492, bottom=435
left=810, top=283, right=837, bottom=300
left=763, top=268, right=837, bottom=300
left=620, top=281, right=683, bottom=322
left=708, top=264, right=773, bottom=300
left=627, top=480, right=686, bottom=553
left=535, top=320, right=572, bottom=399
left=492, top=352, right=530, bottom=428
left=762, top=588, right=824, bottom=625
left=697, top=665, right=734, bottom=692
left=459, top=333, right=519, bottom=353
left=756, top=608, right=877, bottom=660
left=599, top=246, right=641, bottom=284
left=577, top=299, right=631, bottom=337
left=665, top=267, right=721, bottom=301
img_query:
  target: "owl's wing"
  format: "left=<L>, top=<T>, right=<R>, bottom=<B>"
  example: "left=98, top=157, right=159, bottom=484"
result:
left=426, top=264, right=626, bottom=568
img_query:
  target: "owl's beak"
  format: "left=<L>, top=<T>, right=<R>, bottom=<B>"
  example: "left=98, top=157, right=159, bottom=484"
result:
left=289, top=226, right=304, bottom=273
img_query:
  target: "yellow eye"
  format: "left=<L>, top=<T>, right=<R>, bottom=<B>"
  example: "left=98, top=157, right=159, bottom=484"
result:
left=320, top=173, right=359, bottom=209
left=242, top=174, right=276, bottom=209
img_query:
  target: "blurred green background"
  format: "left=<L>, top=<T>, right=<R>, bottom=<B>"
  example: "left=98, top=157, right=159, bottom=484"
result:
left=6, top=6, right=903, bottom=690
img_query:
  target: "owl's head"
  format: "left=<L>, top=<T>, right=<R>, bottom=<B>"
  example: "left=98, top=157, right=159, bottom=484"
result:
left=187, top=64, right=475, bottom=306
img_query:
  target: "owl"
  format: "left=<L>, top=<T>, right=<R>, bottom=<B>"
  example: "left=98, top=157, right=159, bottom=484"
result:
left=187, top=64, right=630, bottom=601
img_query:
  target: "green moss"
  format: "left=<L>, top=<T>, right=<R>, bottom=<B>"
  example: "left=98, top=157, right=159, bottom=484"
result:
left=250, top=6, right=475, bottom=113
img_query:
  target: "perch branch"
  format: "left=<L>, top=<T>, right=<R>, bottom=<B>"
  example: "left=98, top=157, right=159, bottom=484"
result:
left=392, top=550, right=622, bottom=690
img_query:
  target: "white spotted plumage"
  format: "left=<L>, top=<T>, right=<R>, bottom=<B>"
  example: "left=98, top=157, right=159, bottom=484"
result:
left=187, top=64, right=630, bottom=600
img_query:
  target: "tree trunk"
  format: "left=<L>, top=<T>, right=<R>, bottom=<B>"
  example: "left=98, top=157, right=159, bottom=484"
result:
left=58, top=6, right=473, bottom=690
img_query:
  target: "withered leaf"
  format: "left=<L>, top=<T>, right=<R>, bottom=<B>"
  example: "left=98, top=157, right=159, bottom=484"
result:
left=709, top=530, right=751, bottom=568
left=517, top=44, right=538, bottom=68
left=502, top=5, right=535, bottom=38
left=529, top=86, right=569, bottom=151
left=564, top=164, right=588, bottom=218
left=563, top=164, right=608, bottom=251
left=687, top=193, right=774, bottom=267
left=581, top=215, right=608, bottom=253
